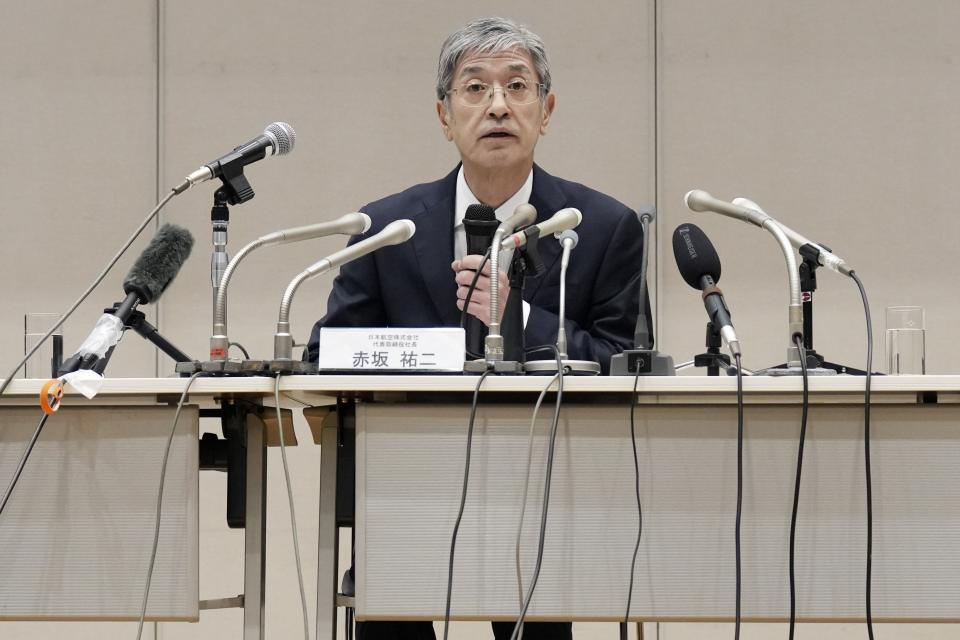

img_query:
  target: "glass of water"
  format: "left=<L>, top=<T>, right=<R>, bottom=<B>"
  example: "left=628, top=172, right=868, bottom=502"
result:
left=885, top=306, right=925, bottom=375
left=23, top=313, right=63, bottom=379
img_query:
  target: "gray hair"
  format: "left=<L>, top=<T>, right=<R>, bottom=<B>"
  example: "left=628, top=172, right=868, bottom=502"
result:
left=436, top=17, right=552, bottom=102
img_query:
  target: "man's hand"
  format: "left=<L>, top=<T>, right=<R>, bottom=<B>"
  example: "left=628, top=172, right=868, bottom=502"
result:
left=452, top=255, right=509, bottom=326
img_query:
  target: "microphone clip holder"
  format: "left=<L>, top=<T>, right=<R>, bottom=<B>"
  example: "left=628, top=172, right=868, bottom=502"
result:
left=214, top=156, right=256, bottom=206
left=693, top=322, right=732, bottom=377
left=516, top=227, right=546, bottom=277
left=763, top=245, right=869, bottom=376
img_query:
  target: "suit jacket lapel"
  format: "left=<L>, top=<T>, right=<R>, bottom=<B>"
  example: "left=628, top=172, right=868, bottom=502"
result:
left=409, top=167, right=461, bottom=326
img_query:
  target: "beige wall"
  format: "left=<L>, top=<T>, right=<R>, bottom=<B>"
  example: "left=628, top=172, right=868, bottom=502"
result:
left=1, top=1, right=957, bottom=638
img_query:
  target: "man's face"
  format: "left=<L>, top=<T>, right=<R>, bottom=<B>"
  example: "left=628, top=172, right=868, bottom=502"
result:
left=437, top=48, right=555, bottom=174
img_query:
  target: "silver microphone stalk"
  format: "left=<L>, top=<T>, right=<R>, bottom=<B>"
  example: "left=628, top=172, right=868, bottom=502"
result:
left=486, top=204, right=537, bottom=363
left=525, top=230, right=600, bottom=376
left=685, top=189, right=852, bottom=275
left=729, top=197, right=803, bottom=368
left=273, top=219, right=415, bottom=361
left=209, top=212, right=371, bottom=360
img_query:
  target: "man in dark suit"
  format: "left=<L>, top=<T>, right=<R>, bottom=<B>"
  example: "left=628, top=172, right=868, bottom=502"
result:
left=306, top=16, right=648, bottom=640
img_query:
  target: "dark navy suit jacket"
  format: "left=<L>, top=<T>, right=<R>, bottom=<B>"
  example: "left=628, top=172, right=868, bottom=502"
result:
left=306, top=164, right=649, bottom=374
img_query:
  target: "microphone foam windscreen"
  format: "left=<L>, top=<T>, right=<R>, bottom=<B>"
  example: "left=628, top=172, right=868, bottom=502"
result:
left=672, top=223, right=722, bottom=289
left=123, top=223, right=195, bottom=304
left=464, top=203, right=496, bottom=222
left=265, top=122, right=296, bottom=156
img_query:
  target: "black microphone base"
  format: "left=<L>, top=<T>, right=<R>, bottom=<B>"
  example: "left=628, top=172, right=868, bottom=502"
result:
left=176, top=360, right=319, bottom=376
left=266, top=360, right=318, bottom=375
left=524, top=359, right=600, bottom=376
left=463, top=359, right=525, bottom=375
left=609, top=350, right=676, bottom=376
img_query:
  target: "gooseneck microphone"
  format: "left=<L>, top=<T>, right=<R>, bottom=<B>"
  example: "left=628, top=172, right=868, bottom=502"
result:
left=463, top=204, right=499, bottom=359
left=273, top=219, right=417, bottom=360
left=685, top=189, right=852, bottom=276
left=731, top=196, right=804, bottom=367
left=609, top=206, right=676, bottom=376
left=209, top=212, right=371, bottom=360
left=555, top=230, right=578, bottom=358
left=672, top=223, right=742, bottom=359
left=498, top=208, right=582, bottom=250
left=182, top=122, right=297, bottom=189
left=486, top=203, right=538, bottom=363
left=60, top=224, right=195, bottom=373
left=524, top=230, right=601, bottom=376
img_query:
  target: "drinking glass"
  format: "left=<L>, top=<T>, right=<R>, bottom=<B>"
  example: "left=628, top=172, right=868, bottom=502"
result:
left=885, top=306, right=925, bottom=375
left=23, top=313, right=63, bottom=379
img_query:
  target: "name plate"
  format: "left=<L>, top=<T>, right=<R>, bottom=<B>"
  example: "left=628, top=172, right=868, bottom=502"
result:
left=317, top=327, right=465, bottom=372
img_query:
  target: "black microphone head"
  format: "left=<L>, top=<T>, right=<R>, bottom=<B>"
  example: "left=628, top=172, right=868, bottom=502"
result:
left=464, top=203, right=497, bottom=222
left=123, top=224, right=195, bottom=303
left=672, top=223, right=721, bottom=289
left=463, top=204, right=499, bottom=255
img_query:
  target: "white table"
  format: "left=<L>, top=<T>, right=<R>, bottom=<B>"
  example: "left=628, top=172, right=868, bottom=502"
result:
left=3, top=374, right=959, bottom=638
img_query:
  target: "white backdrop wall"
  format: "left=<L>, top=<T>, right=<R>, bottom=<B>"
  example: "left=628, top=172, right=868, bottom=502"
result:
left=0, top=1, right=957, bottom=639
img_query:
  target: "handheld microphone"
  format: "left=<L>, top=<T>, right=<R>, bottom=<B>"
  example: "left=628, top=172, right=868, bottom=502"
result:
left=209, top=212, right=372, bottom=360
left=464, top=204, right=499, bottom=254
left=499, top=208, right=582, bottom=250
left=60, top=224, right=195, bottom=373
left=273, top=219, right=417, bottom=360
left=685, top=189, right=852, bottom=276
left=183, top=122, right=297, bottom=188
left=463, top=204, right=499, bottom=358
left=672, top=223, right=742, bottom=359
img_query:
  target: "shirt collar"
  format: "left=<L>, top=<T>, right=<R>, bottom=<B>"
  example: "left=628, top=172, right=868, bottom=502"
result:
left=454, top=165, right=534, bottom=229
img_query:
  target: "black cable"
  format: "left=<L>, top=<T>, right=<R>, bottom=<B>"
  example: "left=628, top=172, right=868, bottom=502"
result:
left=460, top=248, right=493, bottom=360
left=442, top=369, right=492, bottom=640
left=850, top=272, right=875, bottom=640
left=509, top=345, right=564, bottom=640
left=734, top=353, right=744, bottom=640
left=788, top=336, right=809, bottom=640
left=623, top=364, right=644, bottom=633
left=0, top=412, right=50, bottom=518
left=228, top=341, right=251, bottom=359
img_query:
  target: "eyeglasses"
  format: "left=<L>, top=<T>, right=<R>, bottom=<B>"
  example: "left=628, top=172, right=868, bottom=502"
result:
left=447, top=80, right=546, bottom=107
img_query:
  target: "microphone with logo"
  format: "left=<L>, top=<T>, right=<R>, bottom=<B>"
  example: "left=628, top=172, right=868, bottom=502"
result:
left=672, top=223, right=742, bottom=373
left=462, top=204, right=500, bottom=360
left=59, top=224, right=195, bottom=375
